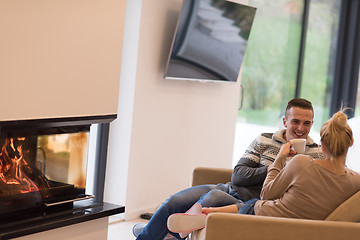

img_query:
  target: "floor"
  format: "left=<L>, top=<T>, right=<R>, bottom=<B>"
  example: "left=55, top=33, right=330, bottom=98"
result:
left=108, top=215, right=148, bottom=240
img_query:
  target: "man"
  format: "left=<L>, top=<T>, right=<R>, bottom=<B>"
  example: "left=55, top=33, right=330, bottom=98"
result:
left=134, top=98, right=323, bottom=240
left=230, top=98, right=323, bottom=202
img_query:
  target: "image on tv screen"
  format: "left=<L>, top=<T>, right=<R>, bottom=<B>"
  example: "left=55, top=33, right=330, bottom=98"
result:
left=165, top=0, right=257, bottom=82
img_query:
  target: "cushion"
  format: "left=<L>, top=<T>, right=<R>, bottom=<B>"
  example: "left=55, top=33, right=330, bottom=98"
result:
left=326, top=191, right=360, bottom=222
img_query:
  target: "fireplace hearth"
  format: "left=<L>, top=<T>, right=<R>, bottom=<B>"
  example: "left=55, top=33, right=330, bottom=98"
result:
left=0, top=115, right=116, bottom=223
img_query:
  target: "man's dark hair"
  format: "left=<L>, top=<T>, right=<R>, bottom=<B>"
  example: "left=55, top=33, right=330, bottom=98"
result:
left=285, top=98, right=314, bottom=119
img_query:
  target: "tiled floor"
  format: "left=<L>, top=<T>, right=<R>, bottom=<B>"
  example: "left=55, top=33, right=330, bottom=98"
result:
left=108, top=216, right=184, bottom=240
left=108, top=215, right=148, bottom=240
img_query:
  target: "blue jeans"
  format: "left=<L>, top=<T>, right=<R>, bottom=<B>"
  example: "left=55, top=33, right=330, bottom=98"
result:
left=136, top=183, right=243, bottom=240
left=238, top=198, right=259, bottom=215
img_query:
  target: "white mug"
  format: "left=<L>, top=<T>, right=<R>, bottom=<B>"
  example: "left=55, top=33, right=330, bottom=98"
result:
left=290, top=139, right=306, bottom=154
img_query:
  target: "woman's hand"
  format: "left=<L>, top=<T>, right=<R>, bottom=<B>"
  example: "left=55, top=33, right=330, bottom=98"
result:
left=271, top=142, right=297, bottom=169
left=279, top=142, right=297, bottom=158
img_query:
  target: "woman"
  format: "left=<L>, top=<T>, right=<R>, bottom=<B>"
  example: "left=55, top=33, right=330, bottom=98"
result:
left=167, top=109, right=360, bottom=236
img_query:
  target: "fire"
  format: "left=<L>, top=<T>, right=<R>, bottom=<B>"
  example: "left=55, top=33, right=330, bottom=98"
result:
left=0, top=137, right=40, bottom=194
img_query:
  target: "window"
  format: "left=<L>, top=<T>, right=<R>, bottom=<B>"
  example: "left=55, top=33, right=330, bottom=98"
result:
left=299, top=0, right=340, bottom=142
left=234, top=0, right=304, bottom=164
left=233, top=0, right=341, bottom=165
left=355, top=67, right=360, bottom=117
left=347, top=66, right=360, bottom=172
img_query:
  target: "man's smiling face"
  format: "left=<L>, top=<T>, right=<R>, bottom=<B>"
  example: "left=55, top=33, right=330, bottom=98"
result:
left=283, top=107, right=314, bottom=141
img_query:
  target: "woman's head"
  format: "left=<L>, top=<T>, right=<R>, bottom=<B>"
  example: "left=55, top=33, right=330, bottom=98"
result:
left=320, top=110, right=353, bottom=158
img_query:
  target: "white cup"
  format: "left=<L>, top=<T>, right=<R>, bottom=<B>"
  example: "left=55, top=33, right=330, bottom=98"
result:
left=290, top=139, right=306, bottom=154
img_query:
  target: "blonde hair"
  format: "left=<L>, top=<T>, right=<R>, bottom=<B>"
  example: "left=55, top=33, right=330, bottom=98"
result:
left=320, top=109, right=353, bottom=158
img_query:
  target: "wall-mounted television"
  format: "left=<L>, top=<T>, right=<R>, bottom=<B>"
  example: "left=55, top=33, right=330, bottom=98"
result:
left=165, top=0, right=257, bottom=83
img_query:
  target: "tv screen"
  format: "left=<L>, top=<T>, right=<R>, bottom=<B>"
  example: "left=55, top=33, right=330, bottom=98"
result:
left=165, top=0, right=257, bottom=83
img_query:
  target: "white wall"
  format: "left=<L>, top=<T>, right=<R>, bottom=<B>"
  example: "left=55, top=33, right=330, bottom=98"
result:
left=105, top=0, right=242, bottom=220
left=103, top=0, right=142, bottom=215
left=0, top=0, right=125, bottom=121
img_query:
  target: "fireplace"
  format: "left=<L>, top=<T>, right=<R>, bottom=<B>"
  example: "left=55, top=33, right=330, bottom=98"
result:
left=0, top=115, right=116, bottom=223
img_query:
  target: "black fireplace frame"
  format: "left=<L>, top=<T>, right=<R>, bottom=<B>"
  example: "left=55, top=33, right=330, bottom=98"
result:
left=0, top=114, right=116, bottom=136
left=0, top=114, right=124, bottom=238
left=0, top=114, right=116, bottom=209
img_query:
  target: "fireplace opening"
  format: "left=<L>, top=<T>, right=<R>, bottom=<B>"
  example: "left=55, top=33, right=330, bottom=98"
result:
left=0, top=115, right=115, bottom=222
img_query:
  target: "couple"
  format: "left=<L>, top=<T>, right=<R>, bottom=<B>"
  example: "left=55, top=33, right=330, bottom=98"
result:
left=134, top=98, right=360, bottom=240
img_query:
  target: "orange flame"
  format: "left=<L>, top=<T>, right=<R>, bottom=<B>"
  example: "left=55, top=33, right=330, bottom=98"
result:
left=0, top=137, right=39, bottom=193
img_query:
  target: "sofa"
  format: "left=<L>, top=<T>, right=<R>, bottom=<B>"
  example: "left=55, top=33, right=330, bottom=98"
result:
left=188, top=167, right=360, bottom=240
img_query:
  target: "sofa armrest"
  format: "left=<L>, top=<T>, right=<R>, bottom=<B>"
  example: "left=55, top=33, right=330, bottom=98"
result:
left=191, top=167, right=233, bottom=187
left=191, top=213, right=360, bottom=240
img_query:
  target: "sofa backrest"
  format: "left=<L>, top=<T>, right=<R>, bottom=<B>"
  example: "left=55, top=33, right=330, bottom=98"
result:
left=192, top=167, right=232, bottom=186
left=325, top=191, right=360, bottom=222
